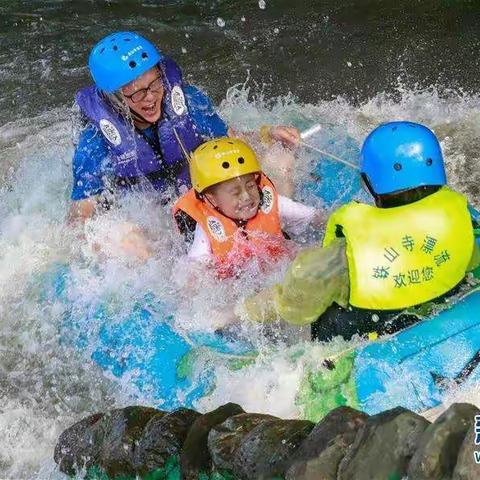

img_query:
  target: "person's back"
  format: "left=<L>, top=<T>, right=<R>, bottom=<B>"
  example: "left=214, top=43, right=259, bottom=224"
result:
left=242, top=121, right=479, bottom=339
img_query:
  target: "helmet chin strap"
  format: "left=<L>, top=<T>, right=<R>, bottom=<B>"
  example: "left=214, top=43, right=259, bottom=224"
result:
left=360, top=173, right=377, bottom=198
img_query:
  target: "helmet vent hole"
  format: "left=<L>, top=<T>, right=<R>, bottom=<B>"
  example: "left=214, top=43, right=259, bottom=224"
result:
left=394, top=163, right=402, bottom=171
left=238, top=157, right=245, bottom=164
left=129, top=61, right=137, bottom=69
left=100, top=48, right=105, bottom=53
left=426, top=158, right=433, bottom=166
left=113, top=45, right=118, bottom=51
left=392, top=126, right=397, bottom=131
left=222, top=162, right=230, bottom=169
left=228, top=141, right=234, bottom=144
left=142, top=52, right=148, bottom=59
left=124, top=38, right=131, bottom=41
left=213, top=145, right=218, bottom=149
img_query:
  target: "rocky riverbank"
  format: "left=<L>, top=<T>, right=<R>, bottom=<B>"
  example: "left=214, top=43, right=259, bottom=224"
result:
left=54, top=402, right=480, bottom=479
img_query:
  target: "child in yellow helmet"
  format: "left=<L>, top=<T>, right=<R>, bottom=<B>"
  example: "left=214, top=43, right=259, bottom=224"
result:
left=173, top=137, right=325, bottom=278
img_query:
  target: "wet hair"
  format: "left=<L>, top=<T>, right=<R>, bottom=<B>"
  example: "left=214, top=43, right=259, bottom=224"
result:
left=361, top=173, right=442, bottom=208
left=104, top=64, right=163, bottom=128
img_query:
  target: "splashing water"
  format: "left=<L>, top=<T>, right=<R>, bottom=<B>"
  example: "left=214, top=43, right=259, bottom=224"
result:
left=2, top=82, right=480, bottom=478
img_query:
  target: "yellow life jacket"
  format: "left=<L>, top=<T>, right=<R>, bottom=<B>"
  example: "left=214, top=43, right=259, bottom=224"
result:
left=323, top=187, right=474, bottom=310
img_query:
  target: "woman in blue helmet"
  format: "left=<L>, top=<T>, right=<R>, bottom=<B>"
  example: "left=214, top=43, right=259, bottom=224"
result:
left=241, top=121, right=480, bottom=339
left=69, top=31, right=300, bottom=224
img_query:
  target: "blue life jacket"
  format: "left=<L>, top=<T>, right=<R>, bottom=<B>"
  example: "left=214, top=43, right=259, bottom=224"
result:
left=76, top=58, right=204, bottom=192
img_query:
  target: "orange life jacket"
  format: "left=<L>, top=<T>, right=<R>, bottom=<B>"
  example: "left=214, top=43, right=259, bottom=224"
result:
left=173, top=174, right=294, bottom=277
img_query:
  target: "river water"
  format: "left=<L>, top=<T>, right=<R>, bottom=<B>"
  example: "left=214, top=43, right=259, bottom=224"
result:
left=1, top=1, right=480, bottom=478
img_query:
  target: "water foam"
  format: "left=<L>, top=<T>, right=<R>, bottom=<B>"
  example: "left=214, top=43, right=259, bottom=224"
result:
left=1, top=85, right=480, bottom=477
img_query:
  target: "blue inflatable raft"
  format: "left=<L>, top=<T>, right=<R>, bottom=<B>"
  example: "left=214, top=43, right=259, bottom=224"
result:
left=46, top=128, right=480, bottom=418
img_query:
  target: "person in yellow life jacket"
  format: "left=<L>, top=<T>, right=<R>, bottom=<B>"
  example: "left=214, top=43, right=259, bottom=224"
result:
left=173, top=137, right=325, bottom=278
left=241, top=121, right=480, bottom=340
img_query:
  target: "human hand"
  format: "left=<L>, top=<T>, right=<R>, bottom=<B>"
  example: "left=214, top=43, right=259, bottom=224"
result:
left=269, top=125, right=301, bottom=147
left=259, top=143, right=296, bottom=196
left=311, top=209, right=327, bottom=229
left=119, top=226, right=153, bottom=263
left=86, top=220, right=153, bottom=263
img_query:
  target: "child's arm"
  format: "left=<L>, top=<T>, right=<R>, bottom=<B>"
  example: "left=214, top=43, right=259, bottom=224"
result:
left=228, top=125, right=300, bottom=149
left=187, top=223, right=212, bottom=259
left=278, top=195, right=327, bottom=235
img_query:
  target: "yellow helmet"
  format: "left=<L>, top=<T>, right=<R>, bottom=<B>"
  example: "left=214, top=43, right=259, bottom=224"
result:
left=189, top=137, right=261, bottom=193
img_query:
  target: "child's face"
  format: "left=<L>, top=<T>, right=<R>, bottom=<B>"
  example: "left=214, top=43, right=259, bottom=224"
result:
left=205, top=173, right=261, bottom=221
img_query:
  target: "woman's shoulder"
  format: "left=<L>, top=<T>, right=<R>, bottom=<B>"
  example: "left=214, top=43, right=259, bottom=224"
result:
left=72, top=121, right=110, bottom=175
left=183, top=84, right=228, bottom=137
left=183, top=84, right=215, bottom=111
left=74, top=122, right=107, bottom=151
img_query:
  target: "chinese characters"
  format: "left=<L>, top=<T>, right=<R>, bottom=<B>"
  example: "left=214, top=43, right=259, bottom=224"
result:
left=371, top=234, right=451, bottom=288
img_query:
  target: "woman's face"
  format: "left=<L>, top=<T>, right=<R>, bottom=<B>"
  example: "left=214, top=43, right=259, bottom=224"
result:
left=121, top=67, right=164, bottom=123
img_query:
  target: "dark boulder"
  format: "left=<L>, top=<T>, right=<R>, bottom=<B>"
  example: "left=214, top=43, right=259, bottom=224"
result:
left=338, top=407, right=430, bottom=480
left=98, top=406, right=163, bottom=478
left=286, top=406, right=369, bottom=480
left=208, top=413, right=278, bottom=470
left=408, top=403, right=480, bottom=480
left=232, top=418, right=314, bottom=480
left=452, top=422, right=480, bottom=480
left=54, top=406, right=162, bottom=478
left=180, top=402, right=244, bottom=480
left=54, top=412, right=105, bottom=475
left=134, top=407, right=201, bottom=476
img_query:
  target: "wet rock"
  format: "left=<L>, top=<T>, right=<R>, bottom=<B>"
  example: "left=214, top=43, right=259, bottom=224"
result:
left=54, top=412, right=105, bottom=475
left=134, top=408, right=201, bottom=476
left=408, top=403, right=480, bottom=480
left=232, top=418, right=315, bottom=480
left=208, top=413, right=278, bottom=471
left=452, top=422, right=480, bottom=480
left=54, top=406, right=163, bottom=478
left=338, top=406, right=430, bottom=480
left=180, top=402, right=244, bottom=480
left=98, top=406, right=164, bottom=478
left=286, top=406, right=369, bottom=480
left=287, top=437, right=350, bottom=480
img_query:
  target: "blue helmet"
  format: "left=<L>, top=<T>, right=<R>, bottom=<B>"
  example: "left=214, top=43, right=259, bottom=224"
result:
left=88, top=32, right=163, bottom=93
left=360, top=121, right=447, bottom=195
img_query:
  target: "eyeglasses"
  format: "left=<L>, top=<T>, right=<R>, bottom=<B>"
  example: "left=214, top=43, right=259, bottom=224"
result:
left=123, top=76, right=164, bottom=103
